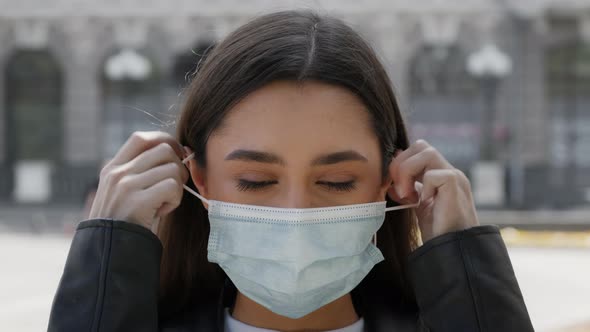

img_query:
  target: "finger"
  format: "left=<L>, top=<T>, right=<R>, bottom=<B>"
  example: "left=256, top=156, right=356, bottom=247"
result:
left=413, top=181, right=423, bottom=202
left=127, top=162, right=184, bottom=191
left=126, top=143, right=188, bottom=182
left=110, top=131, right=184, bottom=166
left=388, top=140, right=432, bottom=197
left=156, top=202, right=175, bottom=218
left=420, top=169, right=460, bottom=202
left=387, top=181, right=423, bottom=204
left=139, top=177, right=184, bottom=218
left=387, top=182, right=405, bottom=203
left=389, top=145, right=451, bottom=199
left=391, top=139, right=431, bottom=169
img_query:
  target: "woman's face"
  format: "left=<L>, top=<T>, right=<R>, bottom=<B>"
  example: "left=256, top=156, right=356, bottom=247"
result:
left=189, top=80, right=391, bottom=208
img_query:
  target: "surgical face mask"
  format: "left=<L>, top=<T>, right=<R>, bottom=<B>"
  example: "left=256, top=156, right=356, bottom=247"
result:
left=181, top=153, right=418, bottom=319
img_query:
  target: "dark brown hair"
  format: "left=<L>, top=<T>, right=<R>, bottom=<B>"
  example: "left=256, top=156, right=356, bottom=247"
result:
left=158, top=9, right=419, bottom=321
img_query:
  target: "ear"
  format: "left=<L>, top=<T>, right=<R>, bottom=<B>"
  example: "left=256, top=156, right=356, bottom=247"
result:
left=184, top=147, right=209, bottom=210
left=383, top=150, right=403, bottom=203
left=380, top=174, right=393, bottom=201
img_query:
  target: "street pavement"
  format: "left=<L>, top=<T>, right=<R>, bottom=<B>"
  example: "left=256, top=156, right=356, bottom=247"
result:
left=0, top=233, right=589, bottom=331
left=509, top=247, right=590, bottom=331
left=0, top=233, right=70, bottom=332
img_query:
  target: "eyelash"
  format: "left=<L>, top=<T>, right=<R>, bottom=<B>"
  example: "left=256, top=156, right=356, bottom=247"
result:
left=236, top=180, right=356, bottom=192
left=236, top=180, right=277, bottom=192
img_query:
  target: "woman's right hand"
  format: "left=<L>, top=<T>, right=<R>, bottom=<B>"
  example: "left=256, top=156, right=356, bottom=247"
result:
left=88, top=131, right=189, bottom=233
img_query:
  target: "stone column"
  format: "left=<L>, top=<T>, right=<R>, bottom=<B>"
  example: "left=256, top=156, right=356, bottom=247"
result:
left=45, top=18, right=106, bottom=203
left=0, top=19, right=16, bottom=200
left=61, top=18, right=104, bottom=164
left=0, top=19, right=13, bottom=164
left=498, top=15, right=549, bottom=207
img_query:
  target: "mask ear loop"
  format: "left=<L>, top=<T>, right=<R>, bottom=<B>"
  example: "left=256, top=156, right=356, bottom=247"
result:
left=374, top=198, right=422, bottom=246
left=384, top=199, right=421, bottom=212
left=181, top=152, right=209, bottom=204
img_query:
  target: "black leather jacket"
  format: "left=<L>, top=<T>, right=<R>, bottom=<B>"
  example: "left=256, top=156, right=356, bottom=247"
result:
left=47, top=219, right=534, bottom=331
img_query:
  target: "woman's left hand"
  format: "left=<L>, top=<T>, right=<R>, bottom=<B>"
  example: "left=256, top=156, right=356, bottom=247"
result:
left=387, top=139, right=479, bottom=243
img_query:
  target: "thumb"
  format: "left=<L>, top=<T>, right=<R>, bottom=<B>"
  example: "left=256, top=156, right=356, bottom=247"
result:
left=155, top=202, right=175, bottom=218
left=150, top=216, right=161, bottom=234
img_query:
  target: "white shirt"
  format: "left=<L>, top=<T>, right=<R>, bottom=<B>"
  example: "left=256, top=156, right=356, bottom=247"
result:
left=224, top=308, right=365, bottom=332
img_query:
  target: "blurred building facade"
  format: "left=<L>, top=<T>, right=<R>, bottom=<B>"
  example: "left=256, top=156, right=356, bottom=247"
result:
left=0, top=0, right=589, bottom=209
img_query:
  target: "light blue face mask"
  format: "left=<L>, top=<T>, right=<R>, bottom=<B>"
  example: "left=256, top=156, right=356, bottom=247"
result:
left=181, top=153, right=419, bottom=319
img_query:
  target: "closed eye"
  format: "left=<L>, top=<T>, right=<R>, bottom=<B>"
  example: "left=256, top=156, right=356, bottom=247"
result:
left=236, top=179, right=277, bottom=192
left=235, top=179, right=356, bottom=192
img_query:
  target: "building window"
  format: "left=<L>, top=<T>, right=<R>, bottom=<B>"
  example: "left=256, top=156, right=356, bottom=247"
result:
left=5, top=50, right=63, bottom=162
left=546, top=17, right=590, bottom=169
left=407, top=44, right=478, bottom=168
left=101, top=48, right=161, bottom=159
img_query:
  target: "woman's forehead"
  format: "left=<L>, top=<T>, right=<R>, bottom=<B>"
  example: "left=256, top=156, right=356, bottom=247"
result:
left=207, top=81, right=381, bottom=161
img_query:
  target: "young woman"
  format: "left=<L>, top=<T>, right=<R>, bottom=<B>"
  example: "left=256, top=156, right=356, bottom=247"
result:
left=48, top=10, right=533, bottom=332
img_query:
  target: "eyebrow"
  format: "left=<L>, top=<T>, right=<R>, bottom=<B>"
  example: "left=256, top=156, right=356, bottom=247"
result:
left=311, top=150, right=368, bottom=165
left=225, top=150, right=285, bottom=165
left=224, top=149, right=368, bottom=166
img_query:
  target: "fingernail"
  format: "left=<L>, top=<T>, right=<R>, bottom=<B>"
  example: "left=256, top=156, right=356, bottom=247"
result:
left=395, top=186, right=405, bottom=200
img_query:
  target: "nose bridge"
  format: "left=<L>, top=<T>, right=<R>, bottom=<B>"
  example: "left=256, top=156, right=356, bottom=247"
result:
left=282, top=180, right=312, bottom=209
